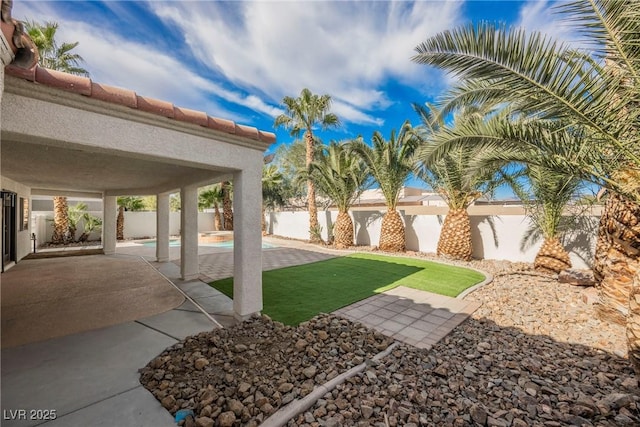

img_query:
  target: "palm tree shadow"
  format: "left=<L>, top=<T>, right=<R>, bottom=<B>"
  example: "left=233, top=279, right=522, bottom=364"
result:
left=404, top=213, right=419, bottom=250
left=353, top=211, right=383, bottom=246
left=470, top=215, right=499, bottom=259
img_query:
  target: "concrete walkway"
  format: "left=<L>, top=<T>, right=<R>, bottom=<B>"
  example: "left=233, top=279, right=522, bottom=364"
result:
left=1, top=238, right=484, bottom=426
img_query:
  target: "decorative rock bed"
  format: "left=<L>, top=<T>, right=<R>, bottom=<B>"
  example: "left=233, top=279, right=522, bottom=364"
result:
left=140, top=255, right=639, bottom=426
left=139, top=314, right=393, bottom=427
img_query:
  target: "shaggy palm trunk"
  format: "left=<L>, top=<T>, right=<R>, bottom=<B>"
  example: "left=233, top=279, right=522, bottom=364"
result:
left=116, top=206, right=124, bottom=241
left=628, top=270, right=640, bottom=373
left=534, top=237, right=571, bottom=273
left=305, top=132, right=321, bottom=243
left=379, top=209, right=405, bottom=252
left=52, top=196, right=69, bottom=244
left=437, top=208, right=472, bottom=261
left=262, top=205, right=267, bottom=235
left=595, top=192, right=640, bottom=325
left=222, top=181, right=233, bottom=231
left=214, top=205, right=222, bottom=231
left=333, top=211, right=354, bottom=249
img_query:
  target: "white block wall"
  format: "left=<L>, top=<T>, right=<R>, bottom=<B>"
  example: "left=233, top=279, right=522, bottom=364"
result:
left=268, top=209, right=599, bottom=269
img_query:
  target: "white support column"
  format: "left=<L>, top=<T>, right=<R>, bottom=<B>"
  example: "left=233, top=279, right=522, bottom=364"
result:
left=233, top=157, right=263, bottom=321
left=156, top=192, right=170, bottom=262
left=180, top=185, right=199, bottom=280
left=103, top=196, right=117, bottom=255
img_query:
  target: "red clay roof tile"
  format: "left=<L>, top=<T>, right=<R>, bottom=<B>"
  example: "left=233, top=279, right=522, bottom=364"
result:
left=259, top=130, right=277, bottom=144
left=5, top=63, right=35, bottom=81
left=207, top=116, right=236, bottom=134
left=35, top=67, right=91, bottom=95
left=174, top=107, right=209, bottom=127
left=91, top=82, right=137, bottom=108
left=136, top=95, right=175, bottom=118
left=235, top=123, right=259, bottom=140
left=3, top=64, right=275, bottom=144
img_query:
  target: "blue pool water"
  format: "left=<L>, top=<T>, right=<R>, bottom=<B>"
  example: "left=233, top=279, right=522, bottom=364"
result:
left=141, top=239, right=276, bottom=249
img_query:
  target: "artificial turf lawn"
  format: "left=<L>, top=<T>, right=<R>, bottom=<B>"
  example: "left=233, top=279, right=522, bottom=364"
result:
left=209, top=253, right=485, bottom=325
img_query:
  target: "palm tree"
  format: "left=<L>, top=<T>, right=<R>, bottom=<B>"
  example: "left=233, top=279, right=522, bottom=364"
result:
left=25, top=21, right=89, bottom=76
left=350, top=121, right=418, bottom=252
left=221, top=181, right=233, bottom=231
left=262, top=165, right=286, bottom=235
left=307, top=141, right=369, bottom=248
left=26, top=21, right=89, bottom=246
left=67, top=202, right=89, bottom=243
left=505, top=164, right=583, bottom=273
left=413, top=104, right=506, bottom=261
left=116, top=196, right=145, bottom=241
left=199, top=185, right=224, bottom=231
left=51, top=196, right=69, bottom=244
left=274, top=88, right=340, bottom=243
left=411, top=0, right=640, bottom=369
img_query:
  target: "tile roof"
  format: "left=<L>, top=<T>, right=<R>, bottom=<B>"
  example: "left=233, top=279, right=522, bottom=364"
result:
left=4, top=65, right=276, bottom=144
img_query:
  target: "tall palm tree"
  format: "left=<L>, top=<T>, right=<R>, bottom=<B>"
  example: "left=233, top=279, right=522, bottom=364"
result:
left=199, top=185, right=224, bottom=231
left=414, top=103, right=507, bottom=261
left=411, top=0, right=640, bottom=369
left=349, top=121, right=418, bottom=252
left=25, top=21, right=89, bottom=76
left=221, top=181, right=233, bottom=231
left=307, top=141, right=370, bottom=248
left=116, top=196, right=145, bottom=241
left=262, top=165, right=286, bottom=235
left=51, top=196, right=69, bottom=244
left=274, top=88, right=340, bottom=243
left=26, top=21, right=89, bottom=245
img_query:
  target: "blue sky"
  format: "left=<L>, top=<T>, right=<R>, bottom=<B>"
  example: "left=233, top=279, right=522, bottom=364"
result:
left=15, top=0, right=581, bottom=197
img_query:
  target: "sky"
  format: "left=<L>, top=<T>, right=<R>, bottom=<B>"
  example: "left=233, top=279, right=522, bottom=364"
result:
left=14, top=0, right=582, bottom=198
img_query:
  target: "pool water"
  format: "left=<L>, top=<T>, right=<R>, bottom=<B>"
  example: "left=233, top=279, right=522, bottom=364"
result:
left=141, top=239, right=276, bottom=249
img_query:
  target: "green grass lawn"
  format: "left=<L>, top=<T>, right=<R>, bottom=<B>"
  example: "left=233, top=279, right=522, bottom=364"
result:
left=209, top=253, right=484, bottom=325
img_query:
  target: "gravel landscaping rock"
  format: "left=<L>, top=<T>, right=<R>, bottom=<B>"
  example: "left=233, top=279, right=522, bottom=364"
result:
left=139, top=313, right=393, bottom=426
left=140, top=252, right=638, bottom=426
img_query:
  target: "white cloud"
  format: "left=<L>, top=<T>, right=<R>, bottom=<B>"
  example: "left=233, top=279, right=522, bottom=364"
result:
left=13, top=0, right=464, bottom=127
left=515, top=0, right=585, bottom=48
left=149, top=0, right=463, bottom=124
left=11, top=1, right=278, bottom=123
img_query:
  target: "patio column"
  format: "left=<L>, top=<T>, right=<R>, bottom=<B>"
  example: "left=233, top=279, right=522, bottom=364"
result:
left=233, top=160, right=263, bottom=321
left=180, top=185, right=199, bottom=280
left=156, top=192, right=170, bottom=262
left=103, top=196, right=117, bottom=255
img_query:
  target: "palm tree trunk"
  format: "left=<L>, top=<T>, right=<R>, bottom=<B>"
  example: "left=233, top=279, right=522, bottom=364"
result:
left=116, top=206, right=124, bottom=241
left=305, top=132, right=322, bottom=243
left=222, top=181, right=233, bottom=231
left=379, top=209, right=405, bottom=252
left=214, top=205, right=222, bottom=231
left=595, top=192, right=640, bottom=325
left=437, top=207, right=472, bottom=261
left=333, top=211, right=354, bottom=249
left=534, top=237, right=571, bottom=273
left=628, top=270, right=640, bottom=373
left=52, top=196, right=69, bottom=244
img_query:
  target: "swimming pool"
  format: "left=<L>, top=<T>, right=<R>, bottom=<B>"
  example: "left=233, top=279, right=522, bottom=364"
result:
left=140, top=239, right=276, bottom=249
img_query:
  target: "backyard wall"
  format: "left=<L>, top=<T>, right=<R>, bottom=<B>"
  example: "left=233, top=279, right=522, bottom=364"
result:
left=33, top=211, right=217, bottom=243
left=267, top=209, right=599, bottom=269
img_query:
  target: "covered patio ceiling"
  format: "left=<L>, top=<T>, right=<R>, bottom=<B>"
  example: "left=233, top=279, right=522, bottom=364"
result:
left=1, top=68, right=274, bottom=197
left=1, top=137, right=231, bottom=197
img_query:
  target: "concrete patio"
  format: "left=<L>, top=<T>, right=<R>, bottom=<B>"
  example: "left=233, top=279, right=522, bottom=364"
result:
left=1, top=240, right=485, bottom=426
